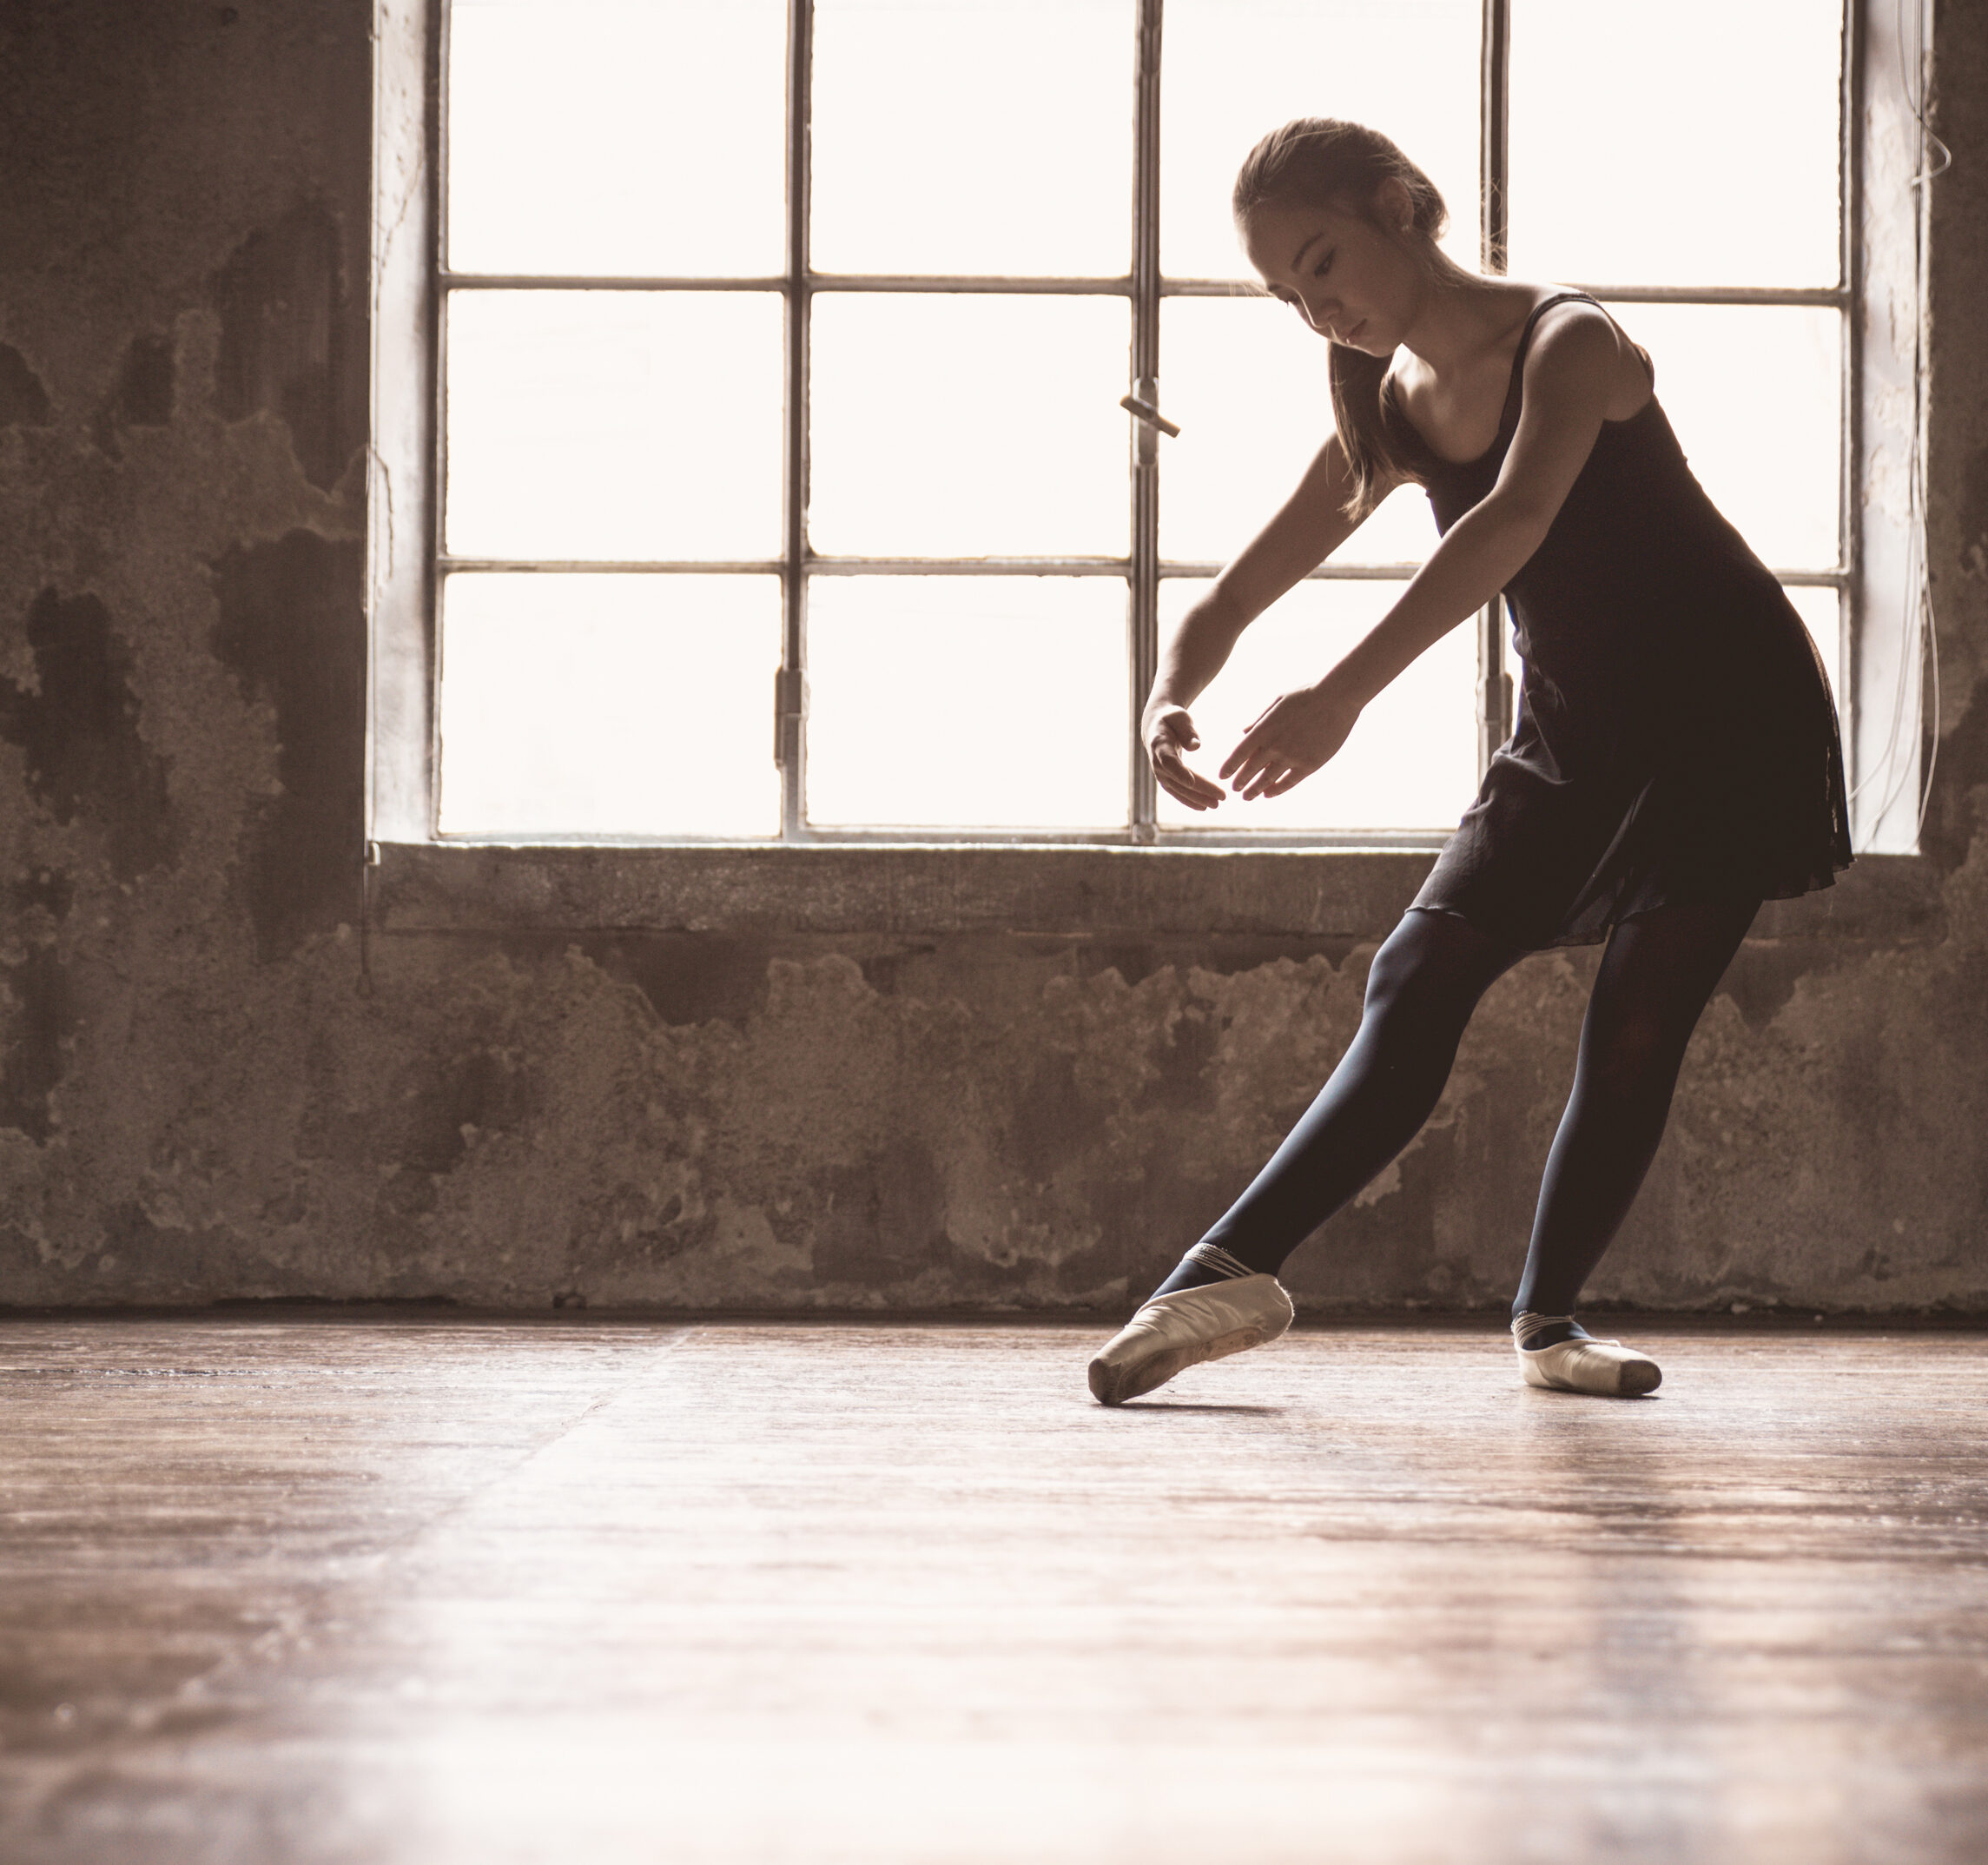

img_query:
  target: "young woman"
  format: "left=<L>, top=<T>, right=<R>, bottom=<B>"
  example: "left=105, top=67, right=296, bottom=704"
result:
left=1088, top=119, right=1850, bottom=1405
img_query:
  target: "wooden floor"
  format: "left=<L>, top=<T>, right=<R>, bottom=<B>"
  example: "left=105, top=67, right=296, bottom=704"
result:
left=0, top=1319, right=1984, bottom=1865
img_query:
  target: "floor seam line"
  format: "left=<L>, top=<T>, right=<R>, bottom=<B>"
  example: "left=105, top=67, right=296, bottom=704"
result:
left=353, top=1324, right=703, bottom=1571
left=137, top=1326, right=704, bottom=1731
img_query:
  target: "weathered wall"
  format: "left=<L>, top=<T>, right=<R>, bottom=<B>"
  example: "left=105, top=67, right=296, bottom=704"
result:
left=1, top=0, right=1983, bottom=1314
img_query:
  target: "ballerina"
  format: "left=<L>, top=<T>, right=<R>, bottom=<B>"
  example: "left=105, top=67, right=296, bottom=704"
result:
left=1088, top=118, right=1849, bottom=1405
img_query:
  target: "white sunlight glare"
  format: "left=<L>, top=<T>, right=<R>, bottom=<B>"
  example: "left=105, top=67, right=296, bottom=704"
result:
left=806, top=577, right=1128, bottom=830
left=812, top=0, right=1131, bottom=276
left=435, top=1, right=1846, bottom=843
left=439, top=574, right=782, bottom=837
left=1509, top=0, right=1841, bottom=288
left=1155, top=578, right=1477, bottom=834
left=447, top=0, right=787, bottom=277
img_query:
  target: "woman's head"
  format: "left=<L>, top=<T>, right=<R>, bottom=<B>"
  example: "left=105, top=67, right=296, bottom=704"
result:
left=1232, top=119, right=1457, bottom=519
left=1233, top=119, right=1456, bottom=353
left=1232, top=117, right=1450, bottom=255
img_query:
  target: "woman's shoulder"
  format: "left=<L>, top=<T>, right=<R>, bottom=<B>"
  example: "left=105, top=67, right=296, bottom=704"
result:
left=1510, top=286, right=1618, bottom=352
left=1515, top=291, right=1656, bottom=416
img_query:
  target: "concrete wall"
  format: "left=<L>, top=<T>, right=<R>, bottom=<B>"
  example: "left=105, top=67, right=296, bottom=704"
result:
left=2, top=0, right=1983, bottom=1314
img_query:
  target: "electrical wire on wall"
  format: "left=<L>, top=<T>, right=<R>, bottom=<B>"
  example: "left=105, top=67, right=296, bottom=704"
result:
left=1852, top=0, right=1951, bottom=843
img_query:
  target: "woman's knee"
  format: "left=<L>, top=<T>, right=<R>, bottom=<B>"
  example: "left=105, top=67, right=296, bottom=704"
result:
left=1362, top=909, right=1510, bottom=1022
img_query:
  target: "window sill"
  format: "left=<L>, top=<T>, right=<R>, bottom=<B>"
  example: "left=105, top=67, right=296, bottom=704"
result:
left=371, top=842, right=1944, bottom=943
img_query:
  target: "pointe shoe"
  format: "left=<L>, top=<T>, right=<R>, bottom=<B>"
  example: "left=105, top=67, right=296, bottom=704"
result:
left=1513, top=1312, right=1661, bottom=1397
left=1088, top=1274, right=1294, bottom=1405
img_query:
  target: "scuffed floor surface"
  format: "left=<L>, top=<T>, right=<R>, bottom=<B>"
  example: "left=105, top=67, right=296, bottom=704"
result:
left=0, top=1319, right=1985, bottom=1865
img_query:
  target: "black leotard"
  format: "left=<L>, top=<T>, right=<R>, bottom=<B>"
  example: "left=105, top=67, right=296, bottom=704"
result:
left=1380, top=291, right=1852, bottom=949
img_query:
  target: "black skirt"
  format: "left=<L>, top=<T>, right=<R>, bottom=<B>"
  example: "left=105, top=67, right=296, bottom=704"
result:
left=1382, top=294, right=1851, bottom=952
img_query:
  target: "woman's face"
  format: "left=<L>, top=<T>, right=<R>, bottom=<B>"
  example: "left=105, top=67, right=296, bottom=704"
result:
left=1238, top=186, right=1421, bottom=355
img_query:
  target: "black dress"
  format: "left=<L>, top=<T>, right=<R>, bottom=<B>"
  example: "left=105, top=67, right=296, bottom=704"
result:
left=1379, top=290, right=1853, bottom=950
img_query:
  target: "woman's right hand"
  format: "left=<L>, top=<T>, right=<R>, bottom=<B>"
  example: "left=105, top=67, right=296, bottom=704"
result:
left=1146, top=704, right=1226, bottom=811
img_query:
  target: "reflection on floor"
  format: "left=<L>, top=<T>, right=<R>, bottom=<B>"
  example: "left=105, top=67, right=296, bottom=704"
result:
left=0, top=1317, right=1984, bottom=1864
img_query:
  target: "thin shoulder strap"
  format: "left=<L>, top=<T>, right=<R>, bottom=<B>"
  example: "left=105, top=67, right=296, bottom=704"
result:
left=1377, top=367, right=1436, bottom=468
left=1522, top=290, right=1656, bottom=387
left=1509, top=291, right=1600, bottom=381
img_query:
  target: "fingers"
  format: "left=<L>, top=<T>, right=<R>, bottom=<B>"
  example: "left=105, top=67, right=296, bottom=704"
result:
left=1223, top=727, right=1281, bottom=794
left=1163, top=735, right=1312, bottom=805
left=1169, top=695, right=1325, bottom=805
left=1153, top=744, right=1224, bottom=810
left=1148, top=718, right=1224, bottom=809
left=1218, top=727, right=1265, bottom=783
left=1232, top=750, right=1314, bottom=801
left=1219, top=696, right=1291, bottom=781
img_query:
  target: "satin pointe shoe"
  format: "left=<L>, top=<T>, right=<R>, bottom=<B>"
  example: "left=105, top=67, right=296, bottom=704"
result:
left=1512, top=1311, right=1661, bottom=1397
left=1087, top=1273, right=1295, bottom=1406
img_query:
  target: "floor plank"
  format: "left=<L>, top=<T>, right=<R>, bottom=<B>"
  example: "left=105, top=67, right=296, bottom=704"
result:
left=0, top=1319, right=1984, bottom=1863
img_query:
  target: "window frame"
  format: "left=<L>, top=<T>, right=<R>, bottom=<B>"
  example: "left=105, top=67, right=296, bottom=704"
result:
left=370, top=0, right=1925, bottom=860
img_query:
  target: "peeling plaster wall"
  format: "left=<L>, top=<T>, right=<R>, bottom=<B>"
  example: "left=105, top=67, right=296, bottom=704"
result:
left=1, top=0, right=1985, bottom=1314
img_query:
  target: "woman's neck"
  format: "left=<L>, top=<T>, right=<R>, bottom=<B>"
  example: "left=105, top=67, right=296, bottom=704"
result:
left=1396, top=268, right=1536, bottom=381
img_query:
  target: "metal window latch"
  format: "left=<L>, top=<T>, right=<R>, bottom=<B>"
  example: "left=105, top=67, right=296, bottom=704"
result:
left=774, top=665, right=805, bottom=766
left=1119, top=394, right=1180, bottom=438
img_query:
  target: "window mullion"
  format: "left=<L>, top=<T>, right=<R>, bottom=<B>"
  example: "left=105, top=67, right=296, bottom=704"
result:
left=1476, top=0, right=1513, bottom=781
left=1129, top=0, right=1161, bottom=841
left=430, top=0, right=456, bottom=839
left=1839, top=0, right=1862, bottom=782
left=1480, top=0, right=1509, bottom=276
left=779, top=0, right=812, bottom=841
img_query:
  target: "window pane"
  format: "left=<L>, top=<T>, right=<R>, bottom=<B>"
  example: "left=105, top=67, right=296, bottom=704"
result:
left=439, top=573, right=781, bottom=837
left=1160, top=296, right=1435, bottom=566
left=812, top=0, right=1131, bottom=276
left=446, top=292, right=783, bottom=561
left=1156, top=579, right=1476, bottom=833
left=1509, top=0, right=1840, bottom=288
left=446, top=0, right=786, bottom=277
left=1161, top=0, right=1481, bottom=281
left=806, top=578, right=1127, bottom=829
left=1608, top=303, right=1841, bottom=571
left=809, top=295, right=1129, bottom=557
left=1784, top=584, right=1843, bottom=711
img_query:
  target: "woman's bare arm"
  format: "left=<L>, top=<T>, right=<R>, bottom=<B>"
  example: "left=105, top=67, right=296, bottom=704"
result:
left=1147, top=431, right=1382, bottom=810
left=1221, top=308, right=1623, bottom=799
left=1328, top=312, right=1619, bottom=704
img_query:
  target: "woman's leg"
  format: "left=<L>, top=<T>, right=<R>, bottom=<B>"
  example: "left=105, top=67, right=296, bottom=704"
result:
left=1512, top=896, right=1760, bottom=1334
left=1152, top=907, right=1522, bottom=1298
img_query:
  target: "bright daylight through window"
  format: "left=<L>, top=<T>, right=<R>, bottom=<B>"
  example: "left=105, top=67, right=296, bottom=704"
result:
left=434, top=0, right=1848, bottom=843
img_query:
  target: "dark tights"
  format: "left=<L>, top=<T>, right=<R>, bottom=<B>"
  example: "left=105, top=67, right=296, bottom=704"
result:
left=1156, top=899, right=1759, bottom=1319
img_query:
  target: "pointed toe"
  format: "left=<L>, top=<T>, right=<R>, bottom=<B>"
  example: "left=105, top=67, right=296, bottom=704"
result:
left=1087, top=1275, right=1294, bottom=1405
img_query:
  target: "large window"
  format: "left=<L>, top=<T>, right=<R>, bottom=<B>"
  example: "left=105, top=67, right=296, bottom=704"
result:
left=416, top=0, right=1853, bottom=847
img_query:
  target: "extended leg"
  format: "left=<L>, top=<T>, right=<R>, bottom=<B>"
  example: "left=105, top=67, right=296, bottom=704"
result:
left=1512, top=896, right=1759, bottom=1391
left=1088, top=909, right=1522, bottom=1405
left=1155, top=907, right=1522, bottom=1296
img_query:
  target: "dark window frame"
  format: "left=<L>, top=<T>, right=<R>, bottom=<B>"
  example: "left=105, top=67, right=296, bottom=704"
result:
left=398, top=0, right=1867, bottom=854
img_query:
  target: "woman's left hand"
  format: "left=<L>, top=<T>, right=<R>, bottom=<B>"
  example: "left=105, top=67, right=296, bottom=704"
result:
left=1219, top=675, right=1364, bottom=800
